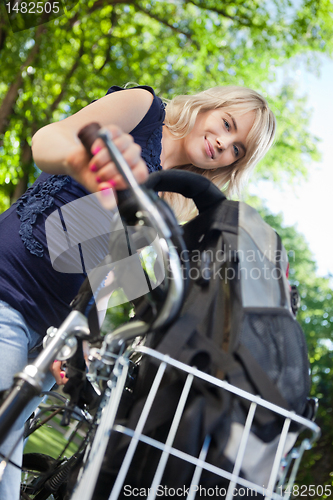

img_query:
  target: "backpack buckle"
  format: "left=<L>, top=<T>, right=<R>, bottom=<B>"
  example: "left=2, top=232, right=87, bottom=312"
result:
left=196, top=250, right=212, bottom=286
left=290, top=284, right=301, bottom=315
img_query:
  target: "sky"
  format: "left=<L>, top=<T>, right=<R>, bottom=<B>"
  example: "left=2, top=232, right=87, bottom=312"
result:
left=249, top=55, right=333, bottom=278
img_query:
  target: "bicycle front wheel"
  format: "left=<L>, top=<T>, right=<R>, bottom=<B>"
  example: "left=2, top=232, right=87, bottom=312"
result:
left=21, top=452, right=66, bottom=500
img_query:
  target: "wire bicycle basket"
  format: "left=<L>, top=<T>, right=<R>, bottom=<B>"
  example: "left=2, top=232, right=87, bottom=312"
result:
left=72, top=345, right=320, bottom=500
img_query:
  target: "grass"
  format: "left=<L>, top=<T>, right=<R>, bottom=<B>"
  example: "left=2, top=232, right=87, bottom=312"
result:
left=24, top=424, right=79, bottom=458
left=24, top=417, right=81, bottom=459
left=23, top=390, right=87, bottom=459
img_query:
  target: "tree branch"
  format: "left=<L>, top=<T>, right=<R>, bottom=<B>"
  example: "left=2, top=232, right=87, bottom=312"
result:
left=97, top=8, right=117, bottom=73
left=97, top=37, right=113, bottom=74
left=10, top=116, right=39, bottom=203
left=67, top=0, right=121, bottom=29
left=185, top=0, right=253, bottom=27
left=0, top=23, right=46, bottom=136
left=185, top=0, right=235, bottom=21
left=133, top=2, right=200, bottom=49
left=45, top=40, right=86, bottom=119
left=0, top=5, right=10, bottom=52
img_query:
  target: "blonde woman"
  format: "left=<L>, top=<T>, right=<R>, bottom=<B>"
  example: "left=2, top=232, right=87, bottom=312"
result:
left=0, top=84, right=275, bottom=499
left=32, top=85, right=275, bottom=218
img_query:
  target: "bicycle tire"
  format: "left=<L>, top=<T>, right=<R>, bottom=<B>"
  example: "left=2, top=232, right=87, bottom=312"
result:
left=21, top=452, right=66, bottom=500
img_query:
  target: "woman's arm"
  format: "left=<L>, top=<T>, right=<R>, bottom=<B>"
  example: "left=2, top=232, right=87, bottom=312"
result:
left=31, top=88, right=154, bottom=190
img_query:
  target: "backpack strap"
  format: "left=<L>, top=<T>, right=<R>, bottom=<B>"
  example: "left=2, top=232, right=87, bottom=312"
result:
left=275, top=233, right=288, bottom=308
left=235, top=344, right=290, bottom=410
left=156, top=283, right=242, bottom=378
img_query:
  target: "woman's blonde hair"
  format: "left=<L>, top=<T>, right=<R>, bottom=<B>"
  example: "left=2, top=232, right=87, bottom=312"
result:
left=163, top=86, right=276, bottom=221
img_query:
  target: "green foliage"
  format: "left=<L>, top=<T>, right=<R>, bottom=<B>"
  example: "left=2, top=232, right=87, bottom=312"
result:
left=100, top=289, right=134, bottom=334
left=254, top=86, right=321, bottom=185
left=1, top=0, right=332, bottom=206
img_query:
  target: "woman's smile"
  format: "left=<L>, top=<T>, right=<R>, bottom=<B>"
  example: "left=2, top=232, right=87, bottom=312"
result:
left=204, top=137, right=215, bottom=159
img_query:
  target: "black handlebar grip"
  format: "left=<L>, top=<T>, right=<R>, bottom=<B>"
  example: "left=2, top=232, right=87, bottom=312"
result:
left=78, top=122, right=102, bottom=158
left=0, top=379, right=39, bottom=446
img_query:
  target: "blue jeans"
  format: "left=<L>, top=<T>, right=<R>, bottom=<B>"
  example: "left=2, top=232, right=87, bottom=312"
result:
left=0, top=300, right=56, bottom=500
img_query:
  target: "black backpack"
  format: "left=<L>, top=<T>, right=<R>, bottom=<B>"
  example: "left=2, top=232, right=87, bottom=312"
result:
left=93, top=170, right=312, bottom=499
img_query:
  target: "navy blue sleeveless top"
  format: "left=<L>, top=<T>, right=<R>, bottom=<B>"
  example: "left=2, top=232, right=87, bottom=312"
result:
left=0, top=86, right=165, bottom=336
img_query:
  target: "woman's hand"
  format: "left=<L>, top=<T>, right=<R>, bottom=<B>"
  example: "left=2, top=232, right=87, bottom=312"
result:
left=50, top=360, right=69, bottom=386
left=65, top=124, right=149, bottom=194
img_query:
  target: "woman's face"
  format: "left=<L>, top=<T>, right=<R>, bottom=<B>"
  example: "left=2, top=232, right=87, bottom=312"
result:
left=183, top=108, right=255, bottom=170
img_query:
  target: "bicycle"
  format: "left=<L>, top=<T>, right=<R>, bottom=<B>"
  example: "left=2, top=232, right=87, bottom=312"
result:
left=0, top=124, right=321, bottom=500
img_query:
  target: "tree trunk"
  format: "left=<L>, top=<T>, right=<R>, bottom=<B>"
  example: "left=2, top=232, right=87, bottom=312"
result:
left=0, top=24, right=46, bottom=137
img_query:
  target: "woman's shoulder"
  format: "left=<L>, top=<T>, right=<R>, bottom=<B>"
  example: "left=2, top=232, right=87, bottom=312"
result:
left=104, top=86, right=165, bottom=174
left=105, top=84, right=158, bottom=101
left=105, top=85, right=165, bottom=134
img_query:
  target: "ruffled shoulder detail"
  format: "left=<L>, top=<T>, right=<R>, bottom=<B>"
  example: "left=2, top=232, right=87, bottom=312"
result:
left=141, top=126, right=163, bottom=174
left=16, top=175, right=70, bottom=257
